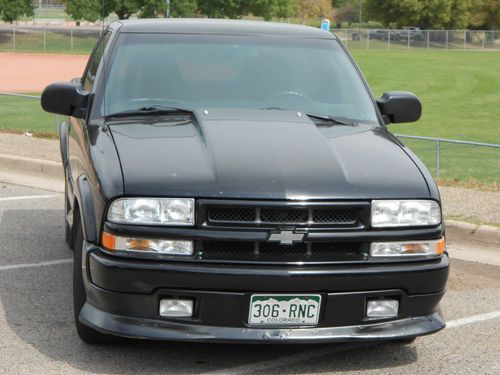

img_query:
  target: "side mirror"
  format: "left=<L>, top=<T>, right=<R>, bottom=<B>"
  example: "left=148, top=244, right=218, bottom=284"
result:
left=41, top=82, right=89, bottom=119
left=376, top=91, right=422, bottom=124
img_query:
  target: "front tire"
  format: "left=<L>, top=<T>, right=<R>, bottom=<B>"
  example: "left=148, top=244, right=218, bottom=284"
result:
left=73, top=219, right=112, bottom=344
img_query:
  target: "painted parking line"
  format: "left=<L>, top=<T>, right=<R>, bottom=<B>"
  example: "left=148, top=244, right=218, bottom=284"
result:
left=0, top=195, right=57, bottom=202
left=201, top=310, right=500, bottom=375
left=0, top=258, right=72, bottom=271
left=446, top=310, right=500, bottom=328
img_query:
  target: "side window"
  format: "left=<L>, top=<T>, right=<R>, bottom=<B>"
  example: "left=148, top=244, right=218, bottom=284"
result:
left=82, top=32, right=111, bottom=92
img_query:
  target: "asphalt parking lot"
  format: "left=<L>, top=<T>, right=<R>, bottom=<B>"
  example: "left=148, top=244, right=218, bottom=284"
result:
left=0, top=181, right=499, bottom=375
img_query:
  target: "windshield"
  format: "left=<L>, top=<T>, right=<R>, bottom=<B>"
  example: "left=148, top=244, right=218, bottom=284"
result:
left=97, top=33, right=379, bottom=124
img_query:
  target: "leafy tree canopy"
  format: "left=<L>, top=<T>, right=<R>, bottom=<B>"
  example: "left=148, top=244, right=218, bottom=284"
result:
left=295, top=0, right=333, bottom=24
left=363, top=0, right=473, bottom=29
left=0, top=0, right=34, bottom=23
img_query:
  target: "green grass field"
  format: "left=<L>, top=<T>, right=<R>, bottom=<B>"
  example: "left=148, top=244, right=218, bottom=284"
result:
left=0, top=94, right=57, bottom=137
left=0, top=49, right=499, bottom=182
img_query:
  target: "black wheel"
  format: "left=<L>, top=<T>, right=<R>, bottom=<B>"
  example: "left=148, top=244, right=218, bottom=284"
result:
left=73, top=218, right=112, bottom=344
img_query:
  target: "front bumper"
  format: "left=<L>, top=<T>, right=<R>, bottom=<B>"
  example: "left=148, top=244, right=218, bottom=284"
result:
left=82, top=243, right=449, bottom=342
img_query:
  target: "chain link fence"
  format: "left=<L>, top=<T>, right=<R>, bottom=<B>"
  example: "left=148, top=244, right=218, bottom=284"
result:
left=0, top=26, right=102, bottom=54
left=1, top=27, right=500, bottom=54
left=335, top=29, right=500, bottom=51
left=396, top=135, right=500, bottom=184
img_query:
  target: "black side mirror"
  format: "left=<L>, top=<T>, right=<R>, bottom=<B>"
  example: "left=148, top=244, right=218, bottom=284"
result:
left=376, top=91, right=422, bottom=124
left=41, top=82, right=89, bottom=119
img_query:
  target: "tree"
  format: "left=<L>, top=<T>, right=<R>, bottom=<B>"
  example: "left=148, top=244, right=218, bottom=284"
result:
left=333, top=3, right=357, bottom=27
left=363, top=0, right=422, bottom=27
left=0, top=0, right=33, bottom=23
left=363, top=0, right=472, bottom=29
left=295, top=0, right=333, bottom=24
left=275, top=0, right=294, bottom=19
left=446, top=0, right=472, bottom=29
left=64, top=0, right=112, bottom=23
left=197, top=0, right=250, bottom=19
left=140, top=0, right=197, bottom=18
left=201, top=0, right=295, bottom=21
left=113, top=0, right=141, bottom=19
left=470, top=0, right=500, bottom=29
left=419, top=0, right=454, bottom=29
left=251, top=0, right=279, bottom=21
left=170, top=0, right=198, bottom=17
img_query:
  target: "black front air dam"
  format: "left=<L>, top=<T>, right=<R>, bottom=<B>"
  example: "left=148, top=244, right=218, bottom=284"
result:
left=79, top=302, right=445, bottom=343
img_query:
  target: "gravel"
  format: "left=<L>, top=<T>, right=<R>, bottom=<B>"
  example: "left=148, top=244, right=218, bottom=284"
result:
left=0, top=132, right=60, bottom=162
left=440, top=186, right=500, bottom=225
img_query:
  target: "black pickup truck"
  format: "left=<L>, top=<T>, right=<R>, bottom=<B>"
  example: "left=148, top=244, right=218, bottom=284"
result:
left=41, top=19, right=448, bottom=344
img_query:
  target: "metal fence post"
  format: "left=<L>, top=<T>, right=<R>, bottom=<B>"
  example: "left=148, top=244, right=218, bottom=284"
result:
left=43, top=28, right=46, bottom=50
left=366, top=29, right=369, bottom=49
left=436, top=139, right=441, bottom=178
left=407, top=32, right=410, bottom=49
left=482, top=31, right=485, bottom=49
left=12, top=28, right=15, bottom=51
left=70, top=28, right=73, bottom=51
left=464, top=30, right=467, bottom=50
left=446, top=30, right=448, bottom=50
left=427, top=30, right=430, bottom=49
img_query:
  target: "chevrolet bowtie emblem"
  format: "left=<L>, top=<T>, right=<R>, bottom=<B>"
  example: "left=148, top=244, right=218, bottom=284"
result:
left=268, top=230, right=305, bottom=245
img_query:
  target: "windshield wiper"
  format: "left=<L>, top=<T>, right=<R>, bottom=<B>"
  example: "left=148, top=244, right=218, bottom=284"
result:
left=105, top=105, right=193, bottom=119
left=306, top=113, right=358, bottom=126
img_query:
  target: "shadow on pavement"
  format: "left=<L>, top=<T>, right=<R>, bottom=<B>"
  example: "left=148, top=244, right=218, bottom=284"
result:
left=0, top=209, right=418, bottom=374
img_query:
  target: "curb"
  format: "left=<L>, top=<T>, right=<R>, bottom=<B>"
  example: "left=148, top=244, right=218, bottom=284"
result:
left=0, top=153, right=63, bottom=180
left=446, top=220, right=500, bottom=247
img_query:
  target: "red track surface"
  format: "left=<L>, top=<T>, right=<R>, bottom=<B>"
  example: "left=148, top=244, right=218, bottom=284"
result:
left=0, top=53, right=89, bottom=93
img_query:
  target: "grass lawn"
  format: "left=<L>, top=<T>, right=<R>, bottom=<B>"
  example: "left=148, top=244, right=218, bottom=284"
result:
left=350, top=50, right=500, bottom=183
left=0, top=94, right=56, bottom=137
left=0, top=49, right=498, bottom=182
left=351, top=50, right=500, bottom=143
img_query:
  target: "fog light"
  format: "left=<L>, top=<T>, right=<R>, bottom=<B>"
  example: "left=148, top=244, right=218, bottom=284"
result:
left=366, top=299, right=399, bottom=319
left=159, top=299, right=193, bottom=317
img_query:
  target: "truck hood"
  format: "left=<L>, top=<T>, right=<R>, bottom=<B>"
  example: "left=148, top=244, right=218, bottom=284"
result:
left=108, top=109, right=429, bottom=200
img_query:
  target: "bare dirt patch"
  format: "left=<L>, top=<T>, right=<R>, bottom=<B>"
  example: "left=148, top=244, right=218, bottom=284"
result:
left=0, top=52, right=88, bottom=93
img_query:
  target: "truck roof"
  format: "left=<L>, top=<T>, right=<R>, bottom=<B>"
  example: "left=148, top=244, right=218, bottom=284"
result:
left=115, top=18, right=336, bottom=39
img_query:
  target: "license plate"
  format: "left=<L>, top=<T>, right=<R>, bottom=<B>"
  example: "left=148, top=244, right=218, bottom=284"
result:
left=248, top=294, right=321, bottom=326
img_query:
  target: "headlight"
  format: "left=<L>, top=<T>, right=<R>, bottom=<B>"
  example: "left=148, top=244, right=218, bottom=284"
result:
left=371, top=200, right=441, bottom=228
left=370, top=238, right=445, bottom=257
left=108, top=198, right=195, bottom=226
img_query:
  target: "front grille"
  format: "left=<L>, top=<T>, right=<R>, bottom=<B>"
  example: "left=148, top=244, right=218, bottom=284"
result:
left=200, top=241, right=363, bottom=262
left=207, top=206, right=360, bottom=227
left=209, top=207, right=256, bottom=222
